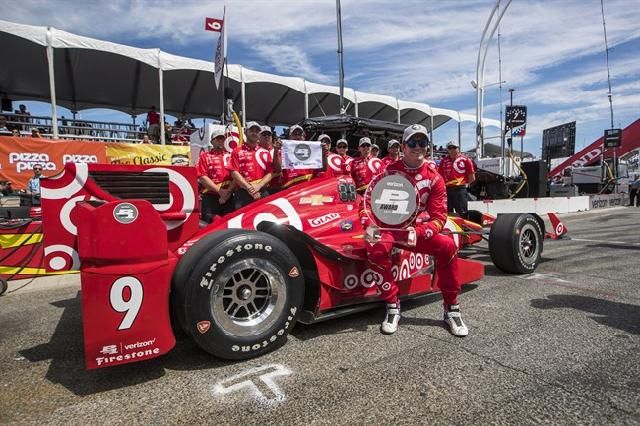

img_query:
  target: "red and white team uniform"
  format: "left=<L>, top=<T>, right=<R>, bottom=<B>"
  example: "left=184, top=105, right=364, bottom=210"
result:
left=380, top=155, right=399, bottom=171
left=196, top=149, right=232, bottom=191
left=314, top=153, right=352, bottom=178
left=229, top=143, right=274, bottom=183
left=350, top=156, right=383, bottom=192
left=438, top=154, right=476, bottom=188
left=361, top=159, right=460, bottom=306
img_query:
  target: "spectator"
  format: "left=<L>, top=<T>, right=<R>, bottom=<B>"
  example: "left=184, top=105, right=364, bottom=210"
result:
left=146, top=106, right=160, bottom=143
left=31, top=128, right=42, bottom=138
left=164, top=122, right=173, bottom=144
left=0, top=180, right=13, bottom=196
left=629, top=174, right=640, bottom=207
left=27, top=164, right=43, bottom=197
left=11, top=129, right=20, bottom=137
left=0, top=115, right=10, bottom=134
left=141, top=135, right=152, bottom=144
left=14, top=104, right=31, bottom=129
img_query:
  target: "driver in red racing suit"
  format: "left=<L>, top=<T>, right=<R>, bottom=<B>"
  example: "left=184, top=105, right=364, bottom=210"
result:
left=361, top=124, right=468, bottom=336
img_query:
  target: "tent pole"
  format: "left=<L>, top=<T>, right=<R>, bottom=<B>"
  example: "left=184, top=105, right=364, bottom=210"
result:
left=430, top=113, right=434, bottom=158
left=458, top=120, right=462, bottom=149
left=303, top=80, right=309, bottom=119
left=240, top=66, right=246, bottom=127
left=46, top=27, right=59, bottom=139
left=396, top=98, right=401, bottom=124
left=158, top=49, right=165, bottom=145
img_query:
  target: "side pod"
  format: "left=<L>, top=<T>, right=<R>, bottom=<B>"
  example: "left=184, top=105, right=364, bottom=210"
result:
left=75, top=200, right=176, bottom=369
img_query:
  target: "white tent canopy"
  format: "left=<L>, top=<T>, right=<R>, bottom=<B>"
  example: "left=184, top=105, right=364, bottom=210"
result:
left=0, top=19, right=500, bottom=142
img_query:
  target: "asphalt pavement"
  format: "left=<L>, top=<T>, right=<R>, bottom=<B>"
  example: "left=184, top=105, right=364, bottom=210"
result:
left=1, top=207, right=639, bottom=425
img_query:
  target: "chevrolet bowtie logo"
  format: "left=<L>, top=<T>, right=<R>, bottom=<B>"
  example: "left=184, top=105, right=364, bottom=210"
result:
left=299, top=195, right=334, bottom=206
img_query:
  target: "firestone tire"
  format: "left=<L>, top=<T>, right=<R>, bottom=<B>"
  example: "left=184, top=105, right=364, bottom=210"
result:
left=489, top=213, right=543, bottom=274
left=0, top=278, right=7, bottom=296
left=175, top=230, right=304, bottom=360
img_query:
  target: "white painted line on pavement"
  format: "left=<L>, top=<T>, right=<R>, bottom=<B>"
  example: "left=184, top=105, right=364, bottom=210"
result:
left=569, top=238, right=640, bottom=246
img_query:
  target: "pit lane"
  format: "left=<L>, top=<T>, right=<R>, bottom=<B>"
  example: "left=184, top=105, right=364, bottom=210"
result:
left=1, top=208, right=639, bottom=424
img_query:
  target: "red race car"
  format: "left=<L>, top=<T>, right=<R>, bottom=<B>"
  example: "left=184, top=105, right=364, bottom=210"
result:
left=40, top=163, right=566, bottom=369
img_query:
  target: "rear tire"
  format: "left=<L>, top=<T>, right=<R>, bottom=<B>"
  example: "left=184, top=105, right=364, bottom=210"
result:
left=173, top=230, right=304, bottom=360
left=489, top=213, right=543, bottom=274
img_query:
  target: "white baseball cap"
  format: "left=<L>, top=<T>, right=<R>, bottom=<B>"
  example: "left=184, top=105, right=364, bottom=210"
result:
left=246, top=121, right=261, bottom=130
left=446, top=141, right=459, bottom=148
left=387, top=139, right=400, bottom=147
left=260, top=126, right=272, bottom=135
left=371, top=144, right=380, bottom=151
left=358, top=137, right=372, bottom=147
left=336, top=138, right=348, bottom=147
left=210, top=128, right=226, bottom=140
left=289, top=124, right=304, bottom=134
left=317, top=134, right=331, bottom=143
left=402, top=124, right=429, bottom=143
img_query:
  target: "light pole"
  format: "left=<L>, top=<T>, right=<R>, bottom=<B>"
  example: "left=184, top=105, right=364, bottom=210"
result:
left=475, top=0, right=513, bottom=158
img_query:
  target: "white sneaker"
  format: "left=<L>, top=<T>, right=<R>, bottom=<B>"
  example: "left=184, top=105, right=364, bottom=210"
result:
left=381, top=302, right=401, bottom=335
left=444, top=305, right=468, bottom=337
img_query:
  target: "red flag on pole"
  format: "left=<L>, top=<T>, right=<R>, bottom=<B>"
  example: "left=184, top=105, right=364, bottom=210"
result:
left=205, top=17, right=224, bottom=32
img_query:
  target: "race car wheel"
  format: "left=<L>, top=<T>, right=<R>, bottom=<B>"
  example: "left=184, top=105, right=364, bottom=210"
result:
left=175, top=230, right=304, bottom=360
left=489, top=213, right=543, bottom=274
left=0, top=278, right=7, bottom=296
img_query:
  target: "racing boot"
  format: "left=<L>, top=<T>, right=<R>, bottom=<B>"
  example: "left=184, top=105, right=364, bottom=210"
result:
left=381, top=300, right=401, bottom=335
left=443, top=304, right=468, bottom=337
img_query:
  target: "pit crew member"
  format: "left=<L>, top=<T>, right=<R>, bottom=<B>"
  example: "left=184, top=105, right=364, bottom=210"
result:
left=196, top=129, right=234, bottom=222
left=438, top=141, right=476, bottom=217
left=229, top=121, right=274, bottom=209
left=350, top=137, right=383, bottom=193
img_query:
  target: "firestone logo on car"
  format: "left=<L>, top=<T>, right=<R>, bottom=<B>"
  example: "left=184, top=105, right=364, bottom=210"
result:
left=8, top=152, right=56, bottom=173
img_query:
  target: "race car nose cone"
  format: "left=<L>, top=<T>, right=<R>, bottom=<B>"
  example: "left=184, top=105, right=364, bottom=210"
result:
left=238, top=286, right=252, bottom=301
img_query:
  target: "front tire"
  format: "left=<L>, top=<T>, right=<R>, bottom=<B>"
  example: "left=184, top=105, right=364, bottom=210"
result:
left=489, top=213, right=543, bottom=274
left=174, top=230, right=304, bottom=360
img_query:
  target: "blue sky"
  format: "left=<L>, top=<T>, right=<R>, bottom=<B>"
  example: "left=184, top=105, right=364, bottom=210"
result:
left=5, top=0, right=640, bottom=157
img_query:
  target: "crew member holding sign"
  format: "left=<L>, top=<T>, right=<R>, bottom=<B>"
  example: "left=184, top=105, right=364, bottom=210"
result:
left=438, top=141, right=476, bottom=217
left=229, top=121, right=274, bottom=209
left=361, top=124, right=467, bottom=336
left=275, top=124, right=314, bottom=189
left=196, top=129, right=234, bottom=222
left=350, top=137, right=383, bottom=193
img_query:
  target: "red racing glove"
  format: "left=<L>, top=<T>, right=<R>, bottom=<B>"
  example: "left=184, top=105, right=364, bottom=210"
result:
left=415, top=222, right=439, bottom=241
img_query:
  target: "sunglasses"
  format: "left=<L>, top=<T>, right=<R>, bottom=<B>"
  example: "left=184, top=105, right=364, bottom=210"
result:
left=360, top=144, right=371, bottom=148
left=447, top=146, right=458, bottom=150
left=405, top=138, right=429, bottom=148
left=34, top=168, right=42, bottom=171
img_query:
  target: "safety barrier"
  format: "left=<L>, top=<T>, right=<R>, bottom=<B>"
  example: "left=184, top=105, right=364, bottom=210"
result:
left=470, top=193, right=630, bottom=215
